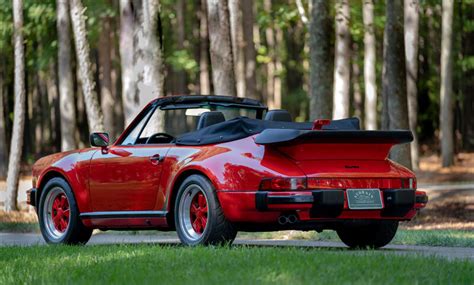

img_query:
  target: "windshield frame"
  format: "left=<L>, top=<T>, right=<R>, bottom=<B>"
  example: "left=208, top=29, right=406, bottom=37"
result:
left=114, top=101, right=266, bottom=146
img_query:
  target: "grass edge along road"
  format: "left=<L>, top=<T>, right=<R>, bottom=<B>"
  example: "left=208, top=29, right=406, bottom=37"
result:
left=239, top=228, right=474, bottom=248
left=2, top=221, right=472, bottom=248
left=1, top=244, right=473, bottom=284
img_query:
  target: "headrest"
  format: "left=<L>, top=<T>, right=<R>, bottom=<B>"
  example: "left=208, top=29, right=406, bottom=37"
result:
left=264, top=109, right=292, bottom=122
left=196, top=111, right=226, bottom=130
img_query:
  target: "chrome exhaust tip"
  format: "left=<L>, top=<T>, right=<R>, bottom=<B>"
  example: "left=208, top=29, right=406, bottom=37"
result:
left=278, top=215, right=289, bottom=225
left=287, top=214, right=298, bottom=224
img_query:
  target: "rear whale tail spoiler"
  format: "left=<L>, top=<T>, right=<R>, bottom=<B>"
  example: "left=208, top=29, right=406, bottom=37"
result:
left=254, top=129, right=413, bottom=145
left=255, top=129, right=413, bottom=161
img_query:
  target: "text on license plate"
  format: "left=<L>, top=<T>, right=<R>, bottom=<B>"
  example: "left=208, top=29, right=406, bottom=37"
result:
left=346, top=189, right=383, bottom=210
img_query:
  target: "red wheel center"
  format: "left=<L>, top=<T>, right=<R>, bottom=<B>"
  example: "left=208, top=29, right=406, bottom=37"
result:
left=51, top=194, right=70, bottom=233
left=189, top=192, right=208, bottom=234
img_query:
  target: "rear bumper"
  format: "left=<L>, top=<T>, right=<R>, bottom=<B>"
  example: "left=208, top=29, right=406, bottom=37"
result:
left=26, top=188, right=37, bottom=207
left=217, top=189, right=428, bottom=223
left=256, top=190, right=346, bottom=217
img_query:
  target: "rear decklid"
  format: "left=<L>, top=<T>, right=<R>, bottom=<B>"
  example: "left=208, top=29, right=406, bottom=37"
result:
left=255, top=127, right=413, bottom=186
left=254, top=129, right=413, bottom=161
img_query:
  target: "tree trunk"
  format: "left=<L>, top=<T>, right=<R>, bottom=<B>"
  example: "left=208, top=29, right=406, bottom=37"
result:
left=262, top=0, right=282, bottom=109
left=133, top=0, right=165, bottom=132
left=119, top=0, right=138, bottom=126
left=199, top=0, right=211, bottom=94
left=404, top=0, right=420, bottom=170
left=263, top=0, right=275, bottom=108
left=462, top=2, right=474, bottom=151
left=228, top=0, right=245, bottom=98
left=175, top=0, right=187, bottom=94
left=119, top=0, right=164, bottom=127
left=5, top=0, right=25, bottom=211
left=0, top=61, right=7, bottom=179
left=351, top=42, right=362, bottom=118
left=333, top=0, right=351, bottom=119
left=70, top=0, right=104, bottom=132
left=363, top=0, right=377, bottom=130
left=207, top=0, right=236, bottom=97
left=440, top=0, right=454, bottom=167
left=47, top=64, right=61, bottom=152
left=309, top=0, right=333, bottom=120
left=241, top=0, right=257, bottom=100
left=382, top=0, right=412, bottom=169
left=99, top=11, right=115, bottom=135
left=110, top=7, right=124, bottom=139
left=133, top=0, right=165, bottom=99
left=274, top=27, right=283, bottom=109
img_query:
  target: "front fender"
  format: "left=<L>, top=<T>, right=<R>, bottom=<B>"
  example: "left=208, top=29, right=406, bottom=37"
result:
left=34, top=149, right=97, bottom=213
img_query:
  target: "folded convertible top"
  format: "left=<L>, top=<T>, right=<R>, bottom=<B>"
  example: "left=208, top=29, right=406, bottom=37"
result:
left=175, top=117, right=360, bottom=146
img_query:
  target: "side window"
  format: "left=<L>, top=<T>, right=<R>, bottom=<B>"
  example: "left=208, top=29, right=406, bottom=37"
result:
left=120, top=107, right=154, bottom=145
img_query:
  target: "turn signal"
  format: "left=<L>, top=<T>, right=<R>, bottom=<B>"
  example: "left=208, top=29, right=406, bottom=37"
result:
left=260, top=177, right=307, bottom=191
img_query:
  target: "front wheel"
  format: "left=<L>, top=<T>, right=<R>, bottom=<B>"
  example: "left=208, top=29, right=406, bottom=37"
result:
left=336, top=220, right=398, bottom=249
left=38, top=178, right=92, bottom=245
left=174, top=175, right=237, bottom=246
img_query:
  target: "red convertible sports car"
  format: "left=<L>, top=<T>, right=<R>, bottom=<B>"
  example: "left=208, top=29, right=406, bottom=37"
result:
left=27, top=95, right=427, bottom=248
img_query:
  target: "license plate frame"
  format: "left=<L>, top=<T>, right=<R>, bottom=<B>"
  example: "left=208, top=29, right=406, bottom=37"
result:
left=346, top=189, right=383, bottom=210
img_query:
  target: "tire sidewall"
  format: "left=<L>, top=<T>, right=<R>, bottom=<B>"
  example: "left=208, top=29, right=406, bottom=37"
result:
left=174, top=175, right=219, bottom=246
left=38, top=177, right=80, bottom=244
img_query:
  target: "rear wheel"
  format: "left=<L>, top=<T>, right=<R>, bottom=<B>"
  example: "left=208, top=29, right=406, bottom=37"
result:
left=336, top=221, right=398, bottom=249
left=175, top=175, right=237, bottom=246
left=38, top=178, right=92, bottom=245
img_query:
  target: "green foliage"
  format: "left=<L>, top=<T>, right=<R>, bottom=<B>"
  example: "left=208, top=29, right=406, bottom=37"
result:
left=0, top=0, right=472, bottom=157
left=0, top=0, right=13, bottom=53
left=0, top=0, right=57, bottom=71
left=166, top=50, right=198, bottom=73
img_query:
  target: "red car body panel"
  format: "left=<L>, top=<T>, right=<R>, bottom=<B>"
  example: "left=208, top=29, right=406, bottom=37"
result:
left=30, top=96, right=427, bottom=231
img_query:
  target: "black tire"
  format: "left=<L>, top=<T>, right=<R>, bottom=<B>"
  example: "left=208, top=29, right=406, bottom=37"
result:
left=38, top=177, right=92, bottom=245
left=336, top=220, right=398, bottom=249
left=174, top=174, right=237, bottom=246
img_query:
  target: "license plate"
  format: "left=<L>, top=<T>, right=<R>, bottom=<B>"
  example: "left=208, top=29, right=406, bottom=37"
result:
left=346, top=189, right=383, bottom=210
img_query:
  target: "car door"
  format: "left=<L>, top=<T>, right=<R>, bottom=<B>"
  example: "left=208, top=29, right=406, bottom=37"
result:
left=88, top=105, right=171, bottom=212
left=88, top=145, right=169, bottom=211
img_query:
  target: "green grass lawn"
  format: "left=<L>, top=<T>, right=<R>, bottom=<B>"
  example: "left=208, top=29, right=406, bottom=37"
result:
left=0, top=244, right=473, bottom=285
left=239, top=229, right=474, bottom=248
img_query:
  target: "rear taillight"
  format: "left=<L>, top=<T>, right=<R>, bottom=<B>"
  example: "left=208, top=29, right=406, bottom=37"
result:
left=260, top=177, right=307, bottom=191
left=401, top=178, right=416, bottom=189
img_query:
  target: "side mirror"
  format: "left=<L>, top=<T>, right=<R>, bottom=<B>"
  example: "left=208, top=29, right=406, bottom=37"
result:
left=90, top=132, right=110, bottom=147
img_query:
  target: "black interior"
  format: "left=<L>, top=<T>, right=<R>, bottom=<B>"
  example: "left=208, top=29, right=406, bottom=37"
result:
left=196, top=111, right=226, bottom=130
left=176, top=117, right=363, bottom=146
left=264, top=109, right=292, bottom=122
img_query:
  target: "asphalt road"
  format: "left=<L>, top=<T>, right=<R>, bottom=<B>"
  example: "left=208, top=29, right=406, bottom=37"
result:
left=1, top=232, right=472, bottom=261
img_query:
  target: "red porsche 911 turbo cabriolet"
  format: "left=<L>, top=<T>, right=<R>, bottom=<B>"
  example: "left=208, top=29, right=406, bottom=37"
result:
left=27, top=95, right=427, bottom=248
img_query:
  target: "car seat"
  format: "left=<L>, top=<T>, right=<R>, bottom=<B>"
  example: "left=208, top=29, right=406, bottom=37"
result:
left=196, top=111, right=226, bottom=130
left=264, top=109, right=292, bottom=122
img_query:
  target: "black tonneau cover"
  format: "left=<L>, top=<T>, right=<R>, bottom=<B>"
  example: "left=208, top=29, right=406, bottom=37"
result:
left=254, top=129, right=413, bottom=145
left=175, top=117, right=361, bottom=146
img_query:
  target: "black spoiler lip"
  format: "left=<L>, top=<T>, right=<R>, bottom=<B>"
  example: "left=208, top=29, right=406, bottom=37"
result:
left=254, top=129, right=414, bottom=145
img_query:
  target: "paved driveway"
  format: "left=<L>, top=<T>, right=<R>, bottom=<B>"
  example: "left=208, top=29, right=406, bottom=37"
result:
left=1, top=232, right=472, bottom=261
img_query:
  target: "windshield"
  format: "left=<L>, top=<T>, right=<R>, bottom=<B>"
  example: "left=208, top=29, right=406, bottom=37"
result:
left=118, top=104, right=262, bottom=145
left=164, top=106, right=258, bottom=137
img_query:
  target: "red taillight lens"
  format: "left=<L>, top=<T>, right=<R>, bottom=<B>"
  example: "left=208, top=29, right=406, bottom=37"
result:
left=400, top=178, right=416, bottom=189
left=260, top=177, right=307, bottom=191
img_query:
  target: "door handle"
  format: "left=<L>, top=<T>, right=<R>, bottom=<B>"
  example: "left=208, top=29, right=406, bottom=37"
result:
left=149, top=154, right=163, bottom=165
